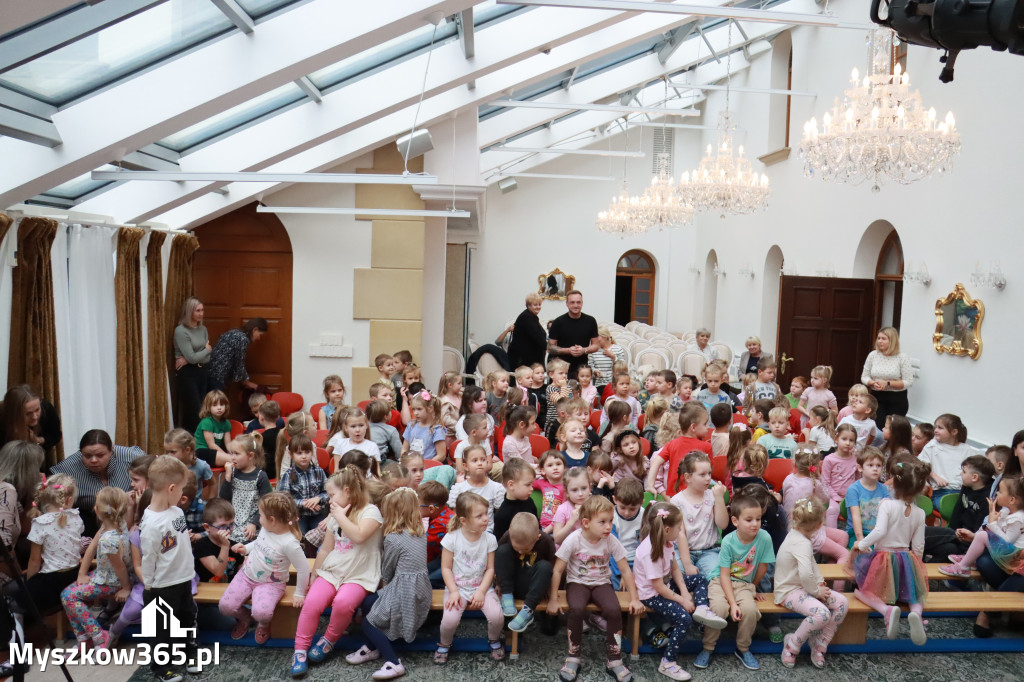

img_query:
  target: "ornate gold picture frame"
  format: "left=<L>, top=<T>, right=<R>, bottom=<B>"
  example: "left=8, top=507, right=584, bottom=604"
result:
left=538, top=268, right=576, bottom=300
left=933, top=283, right=984, bottom=360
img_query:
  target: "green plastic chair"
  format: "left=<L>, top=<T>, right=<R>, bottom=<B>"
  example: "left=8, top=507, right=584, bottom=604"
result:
left=530, top=489, right=543, bottom=516
left=914, top=494, right=934, bottom=516
left=838, top=500, right=847, bottom=527
left=939, top=493, right=958, bottom=523
left=642, top=492, right=666, bottom=507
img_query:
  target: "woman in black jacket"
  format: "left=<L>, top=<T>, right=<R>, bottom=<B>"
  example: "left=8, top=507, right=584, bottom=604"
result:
left=507, top=292, right=547, bottom=369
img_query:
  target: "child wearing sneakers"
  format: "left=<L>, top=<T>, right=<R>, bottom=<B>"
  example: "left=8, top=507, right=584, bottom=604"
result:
left=497, top=513, right=557, bottom=634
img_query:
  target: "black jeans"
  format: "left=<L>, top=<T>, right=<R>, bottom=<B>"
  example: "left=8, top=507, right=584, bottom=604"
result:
left=870, top=388, right=908, bottom=430
left=176, top=363, right=209, bottom=434
left=494, top=543, right=553, bottom=611
left=144, top=581, right=198, bottom=674
left=924, top=526, right=968, bottom=563
left=4, top=567, right=77, bottom=619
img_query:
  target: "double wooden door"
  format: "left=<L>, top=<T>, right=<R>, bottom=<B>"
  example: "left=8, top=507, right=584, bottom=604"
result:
left=776, top=276, right=874, bottom=406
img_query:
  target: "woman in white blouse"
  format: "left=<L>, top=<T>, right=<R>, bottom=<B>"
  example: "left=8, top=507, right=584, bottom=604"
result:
left=861, top=327, right=914, bottom=429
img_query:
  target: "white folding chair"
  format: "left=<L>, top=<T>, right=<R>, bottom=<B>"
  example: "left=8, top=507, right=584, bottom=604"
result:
left=634, top=348, right=671, bottom=372
left=626, top=339, right=651, bottom=365
left=676, top=350, right=708, bottom=382
left=626, top=321, right=641, bottom=332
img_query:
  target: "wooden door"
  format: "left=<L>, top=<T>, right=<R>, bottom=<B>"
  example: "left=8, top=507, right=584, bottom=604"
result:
left=193, top=204, right=292, bottom=420
left=776, top=276, right=874, bottom=406
left=615, top=250, right=655, bottom=325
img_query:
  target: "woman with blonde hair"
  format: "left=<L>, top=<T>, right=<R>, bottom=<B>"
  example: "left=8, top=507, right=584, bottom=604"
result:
left=172, top=296, right=212, bottom=433
left=861, top=327, right=914, bottom=429
left=507, top=292, right=548, bottom=369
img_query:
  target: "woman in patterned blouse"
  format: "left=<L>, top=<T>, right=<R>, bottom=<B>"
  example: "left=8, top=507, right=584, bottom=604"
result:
left=208, top=318, right=268, bottom=395
left=861, top=327, right=914, bottom=429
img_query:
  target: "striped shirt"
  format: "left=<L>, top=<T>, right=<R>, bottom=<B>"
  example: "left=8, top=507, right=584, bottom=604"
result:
left=50, top=446, right=145, bottom=534
left=588, top=344, right=626, bottom=386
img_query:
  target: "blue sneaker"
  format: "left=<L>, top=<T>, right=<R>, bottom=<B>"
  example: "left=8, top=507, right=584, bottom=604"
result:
left=508, top=606, right=534, bottom=632
left=735, top=650, right=760, bottom=670
left=501, top=593, right=516, bottom=617
left=290, top=651, right=307, bottom=678
left=693, top=649, right=712, bottom=669
left=307, top=636, right=336, bottom=663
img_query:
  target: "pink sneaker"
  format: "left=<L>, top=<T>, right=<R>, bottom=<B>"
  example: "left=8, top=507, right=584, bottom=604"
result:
left=938, top=563, right=971, bottom=578
left=371, top=660, right=406, bottom=680
left=780, top=634, right=798, bottom=668
left=93, top=630, right=111, bottom=650
left=231, top=614, right=252, bottom=640
left=254, top=624, right=271, bottom=644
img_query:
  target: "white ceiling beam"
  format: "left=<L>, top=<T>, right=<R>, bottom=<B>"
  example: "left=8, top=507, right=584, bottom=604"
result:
left=696, top=26, right=720, bottom=64
left=562, top=65, right=580, bottom=90
left=294, top=76, right=323, bottom=103
left=0, top=0, right=166, bottom=72
left=256, top=206, right=471, bottom=218
left=0, top=85, right=57, bottom=120
left=457, top=8, right=475, bottom=59
left=0, top=0, right=481, bottom=208
left=671, top=82, right=816, bottom=96
left=90, top=171, right=438, bottom=184
left=119, top=151, right=180, bottom=172
left=77, top=2, right=691, bottom=222
left=657, top=23, right=695, bottom=64
left=490, top=145, right=645, bottom=157
left=0, top=107, right=61, bottom=146
left=209, top=0, right=256, bottom=35
left=488, top=99, right=700, bottom=116
left=496, top=0, right=874, bottom=29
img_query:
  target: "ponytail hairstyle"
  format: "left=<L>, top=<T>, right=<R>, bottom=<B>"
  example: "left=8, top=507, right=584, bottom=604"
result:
left=726, top=426, right=752, bottom=476
left=644, top=396, right=670, bottom=431
left=277, top=411, right=316, bottom=478
left=199, top=390, right=230, bottom=420
left=380, top=462, right=411, bottom=489
left=409, top=390, right=442, bottom=427
left=437, top=371, right=462, bottom=399
left=95, top=486, right=129, bottom=530
left=381, top=487, right=424, bottom=536
left=339, top=450, right=381, bottom=480
left=640, top=501, right=682, bottom=562
left=810, top=365, right=833, bottom=389
left=498, top=390, right=526, bottom=427
left=655, top=410, right=683, bottom=448
left=741, top=443, right=769, bottom=478
left=259, top=492, right=302, bottom=540
left=484, top=370, right=509, bottom=394
left=134, top=488, right=152, bottom=526
left=791, top=496, right=825, bottom=533
left=233, top=432, right=265, bottom=471
left=327, top=465, right=369, bottom=520
left=30, top=474, right=77, bottom=527
left=449, top=491, right=489, bottom=533
left=935, top=413, right=968, bottom=443
left=890, top=456, right=931, bottom=503
left=793, top=446, right=821, bottom=480
left=504, top=405, right=534, bottom=436
left=883, top=414, right=914, bottom=457
left=460, top=385, right=485, bottom=418
left=808, top=405, right=837, bottom=441
left=163, top=428, right=197, bottom=466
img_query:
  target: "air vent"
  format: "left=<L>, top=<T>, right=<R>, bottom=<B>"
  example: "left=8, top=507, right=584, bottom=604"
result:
left=651, top=127, right=674, bottom=174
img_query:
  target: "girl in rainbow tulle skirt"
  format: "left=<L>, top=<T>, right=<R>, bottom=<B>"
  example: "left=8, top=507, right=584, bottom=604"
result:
left=847, top=457, right=931, bottom=646
left=940, top=476, right=1024, bottom=579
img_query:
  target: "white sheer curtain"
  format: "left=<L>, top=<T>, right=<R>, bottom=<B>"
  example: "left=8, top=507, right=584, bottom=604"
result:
left=54, top=224, right=118, bottom=448
left=0, top=220, right=20, bottom=391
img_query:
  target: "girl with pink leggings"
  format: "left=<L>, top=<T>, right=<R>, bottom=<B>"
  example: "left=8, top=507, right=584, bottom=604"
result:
left=290, top=467, right=383, bottom=678
left=783, top=448, right=851, bottom=588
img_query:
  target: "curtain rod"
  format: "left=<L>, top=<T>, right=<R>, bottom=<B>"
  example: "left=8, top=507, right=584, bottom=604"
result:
left=3, top=207, right=185, bottom=233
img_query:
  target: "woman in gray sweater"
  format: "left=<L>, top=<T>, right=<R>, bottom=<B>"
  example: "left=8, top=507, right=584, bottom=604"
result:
left=173, top=296, right=212, bottom=433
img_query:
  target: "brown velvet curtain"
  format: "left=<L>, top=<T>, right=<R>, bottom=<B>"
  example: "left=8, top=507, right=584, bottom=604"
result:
left=8, top=217, right=62, bottom=465
left=0, top=213, right=11, bottom=244
left=146, top=232, right=170, bottom=453
left=115, top=228, right=146, bottom=446
left=164, top=233, right=200, bottom=423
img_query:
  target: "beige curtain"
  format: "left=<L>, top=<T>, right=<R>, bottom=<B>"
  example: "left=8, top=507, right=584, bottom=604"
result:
left=146, top=232, right=170, bottom=452
left=115, top=228, right=146, bottom=446
left=8, top=217, right=62, bottom=464
left=164, top=233, right=200, bottom=424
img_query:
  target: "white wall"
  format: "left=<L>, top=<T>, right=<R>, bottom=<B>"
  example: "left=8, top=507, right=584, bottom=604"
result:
left=471, top=6, right=1020, bottom=444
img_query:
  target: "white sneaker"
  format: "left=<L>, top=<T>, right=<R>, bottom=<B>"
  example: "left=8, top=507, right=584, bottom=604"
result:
left=693, top=605, right=727, bottom=630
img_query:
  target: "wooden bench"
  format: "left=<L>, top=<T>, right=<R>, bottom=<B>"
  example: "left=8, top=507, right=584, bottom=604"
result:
left=818, top=563, right=981, bottom=582
left=195, top=582, right=301, bottom=640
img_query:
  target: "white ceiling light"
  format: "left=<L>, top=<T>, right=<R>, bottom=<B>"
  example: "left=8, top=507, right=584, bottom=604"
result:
left=91, top=171, right=437, bottom=185
left=255, top=206, right=470, bottom=218
left=488, top=100, right=699, bottom=116
left=495, top=0, right=874, bottom=29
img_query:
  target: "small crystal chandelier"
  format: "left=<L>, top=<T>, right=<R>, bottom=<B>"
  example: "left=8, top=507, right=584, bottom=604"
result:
left=799, top=28, right=961, bottom=191
left=635, top=152, right=693, bottom=229
left=680, top=111, right=770, bottom=217
left=678, top=22, right=769, bottom=218
left=596, top=182, right=646, bottom=236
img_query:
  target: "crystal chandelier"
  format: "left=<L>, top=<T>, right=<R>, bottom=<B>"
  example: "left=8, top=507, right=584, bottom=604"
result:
left=799, top=28, right=961, bottom=191
left=596, top=182, right=647, bottom=235
left=679, top=111, right=770, bottom=217
left=635, top=153, right=694, bottom=229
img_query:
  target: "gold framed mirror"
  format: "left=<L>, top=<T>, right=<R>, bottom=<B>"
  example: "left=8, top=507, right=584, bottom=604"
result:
left=537, top=268, right=576, bottom=300
left=933, top=283, right=984, bottom=359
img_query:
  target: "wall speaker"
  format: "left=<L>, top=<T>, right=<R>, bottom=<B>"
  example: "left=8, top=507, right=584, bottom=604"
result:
left=498, top=177, right=517, bottom=194
left=396, top=129, right=433, bottom=160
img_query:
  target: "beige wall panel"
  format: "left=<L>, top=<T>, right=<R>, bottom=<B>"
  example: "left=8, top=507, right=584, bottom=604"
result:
left=444, top=244, right=466, bottom=349
left=353, top=269, right=423, bottom=319
left=352, top=367, right=383, bottom=402
left=372, top=220, right=425, bottom=269
left=369, top=320, right=422, bottom=362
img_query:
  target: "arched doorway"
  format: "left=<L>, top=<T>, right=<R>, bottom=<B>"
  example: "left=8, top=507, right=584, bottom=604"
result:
left=874, top=231, right=904, bottom=332
left=193, top=203, right=293, bottom=421
left=703, top=250, right=719, bottom=334
left=614, top=250, right=656, bottom=325
left=761, top=245, right=784, bottom=354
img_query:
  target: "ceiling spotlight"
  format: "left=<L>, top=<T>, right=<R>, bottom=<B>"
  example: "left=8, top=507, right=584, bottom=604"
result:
left=498, top=177, right=518, bottom=194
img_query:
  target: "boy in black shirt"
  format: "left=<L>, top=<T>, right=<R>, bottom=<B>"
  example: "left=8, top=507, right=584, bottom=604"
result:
left=193, top=498, right=241, bottom=582
left=925, top=455, right=995, bottom=563
left=493, top=459, right=539, bottom=539
left=496, top=513, right=557, bottom=634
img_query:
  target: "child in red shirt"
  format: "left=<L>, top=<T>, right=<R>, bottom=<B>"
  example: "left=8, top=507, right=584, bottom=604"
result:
left=646, top=402, right=712, bottom=495
left=419, top=481, right=455, bottom=588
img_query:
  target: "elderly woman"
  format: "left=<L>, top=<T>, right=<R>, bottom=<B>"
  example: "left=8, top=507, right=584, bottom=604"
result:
left=507, top=293, right=547, bottom=369
left=738, top=336, right=773, bottom=378
left=173, top=296, right=212, bottom=433
left=49, top=430, right=144, bottom=536
left=0, top=385, right=62, bottom=462
left=861, top=326, right=914, bottom=429
left=588, top=325, right=627, bottom=393
left=689, top=327, right=718, bottom=364
left=208, top=317, right=268, bottom=394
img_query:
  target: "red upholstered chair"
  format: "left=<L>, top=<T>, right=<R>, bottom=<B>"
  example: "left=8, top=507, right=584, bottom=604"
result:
left=637, top=415, right=646, bottom=431
left=764, top=458, right=794, bottom=491
left=529, top=434, right=551, bottom=459
left=589, top=411, right=601, bottom=431
left=388, top=409, right=403, bottom=430
left=424, top=459, right=442, bottom=469
left=316, top=448, right=331, bottom=472
left=732, top=413, right=749, bottom=427
left=357, top=400, right=371, bottom=410
left=313, top=430, right=329, bottom=447
left=271, top=392, right=303, bottom=417
left=229, top=420, right=245, bottom=439
left=789, top=408, right=803, bottom=437
left=711, top=455, right=728, bottom=483
left=640, top=438, right=651, bottom=456
left=310, top=402, right=326, bottom=423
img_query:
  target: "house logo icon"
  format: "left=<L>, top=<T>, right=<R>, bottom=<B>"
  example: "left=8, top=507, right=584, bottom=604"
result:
left=133, top=598, right=197, bottom=639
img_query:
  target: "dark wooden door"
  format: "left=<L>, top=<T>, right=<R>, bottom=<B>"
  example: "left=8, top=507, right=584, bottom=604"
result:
left=776, top=276, right=874, bottom=406
left=193, top=204, right=292, bottom=420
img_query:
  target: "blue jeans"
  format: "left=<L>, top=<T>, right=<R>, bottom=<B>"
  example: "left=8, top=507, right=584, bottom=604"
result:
left=680, top=547, right=720, bottom=581
left=610, top=559, right=634, bottom=591
left=428, top=556, right=444, bottom=589
left=298, top=512, right=327, bottom=536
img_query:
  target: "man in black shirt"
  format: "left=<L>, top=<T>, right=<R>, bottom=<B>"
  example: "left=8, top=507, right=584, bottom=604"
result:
left=546, top=290, right=599, bottom=380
